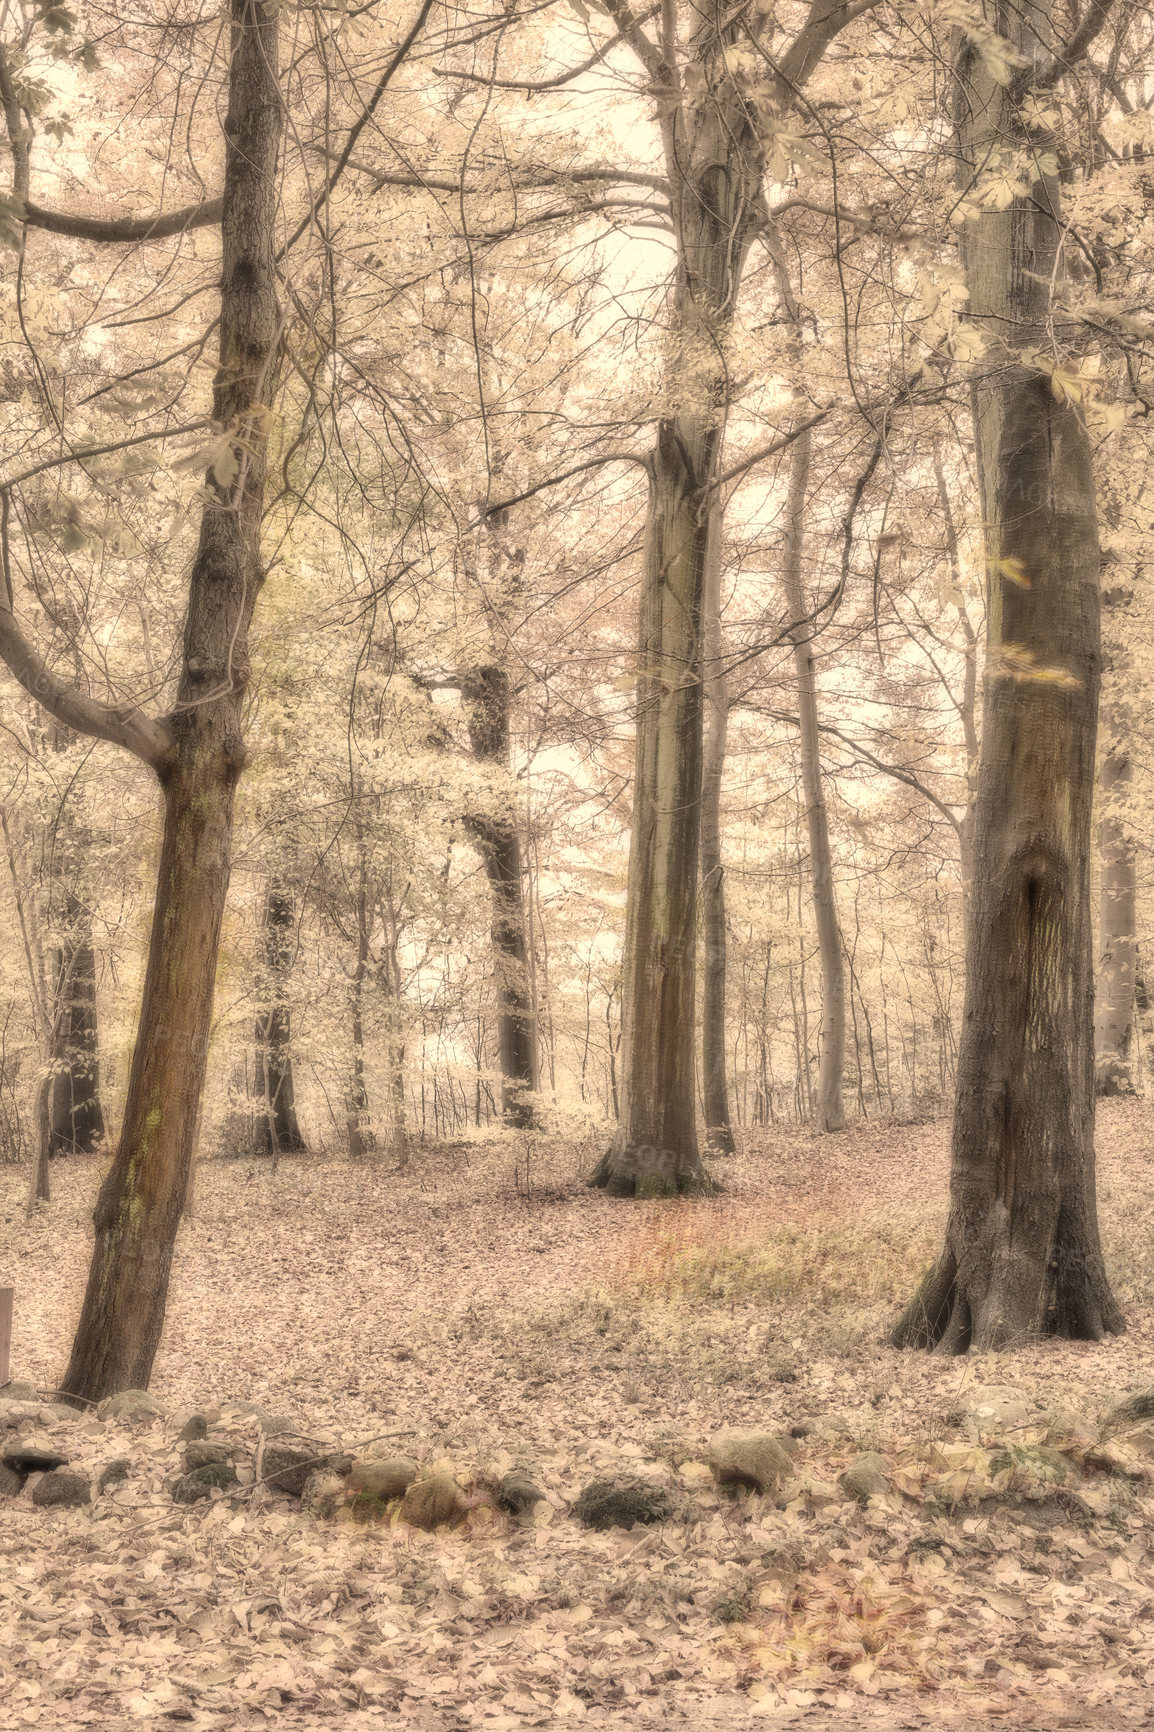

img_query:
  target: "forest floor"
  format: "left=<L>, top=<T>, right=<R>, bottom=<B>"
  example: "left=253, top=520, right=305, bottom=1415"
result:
left=3, top=1101, right=1154, bottom=1732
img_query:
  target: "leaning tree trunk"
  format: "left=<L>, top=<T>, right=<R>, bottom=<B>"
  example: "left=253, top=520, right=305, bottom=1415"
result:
left=781, top=428, right=846, bottom=1133
left=894, top=0, right=1122, bottom=1352
left=700, top=513, right=737, bottom=1154
left=251, top=880, right=306, bottom=1156
left=462, top=662, right=538, bottom=1129
left=1094, top=576, right=1137, bottom=1096
left=58, top=0, right=282, bottom=1401
left=48, top=916, right=105, bottom=1157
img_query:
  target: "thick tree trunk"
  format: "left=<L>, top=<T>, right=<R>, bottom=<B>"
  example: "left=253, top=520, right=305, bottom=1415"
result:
left=1095, top=577, right=1136, bottom=1096
left=59, top=0, right=281, bottom=1402
left=251, top=881, right=306, bottom=1156
left=782, top=429, right=846, bottom=1132
left=48, top=920, right=105, bottom=1157
left=462, top=663, right=538, bottom=1129
left=894, top=4, right=1122, bottom=1352
left=700, top=515, right=737, bottom=1154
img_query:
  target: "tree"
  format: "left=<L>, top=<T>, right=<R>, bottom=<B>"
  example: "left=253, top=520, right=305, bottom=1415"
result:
left=590, top=0, right=870, bottom=1196
left=250, top=877, right=307, bottom=1159
left=894, top=0, right=1124, bottom=1352
left=699, top=514, right=737, bottom=1154
left=0, top=0, right=287, bottom=1401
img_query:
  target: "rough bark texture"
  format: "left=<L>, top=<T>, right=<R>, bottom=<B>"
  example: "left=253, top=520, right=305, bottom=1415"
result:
left=347, top=845, right=375, bottom=1159
left=781, top=429, right=846, bottom=1133
left=700, top=515, right=737, bottom=1154
left=59, top=0, right=282, bottom=1402
left=894, top=2, right=1122, bottom=1352
left=251, top=881, right=306, bottom=1156
left=1094, top=583, right=1136, bottom=1096
left=591, top=0, right=854, bottom=1196
left=462, top=662, right=538, bottom=1129
left=47, top=928, right=105, bottom=1157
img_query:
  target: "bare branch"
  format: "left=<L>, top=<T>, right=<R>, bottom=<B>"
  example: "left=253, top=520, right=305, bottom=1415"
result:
left=1033, top=0, right=1118, bottom=89
left=0, top=495, right=172, bottom=769
left=23, top=197, right=222, bottom=243
left=280, top=0, right=436, bottom=255
left=484, top=451, right=652, bottom=518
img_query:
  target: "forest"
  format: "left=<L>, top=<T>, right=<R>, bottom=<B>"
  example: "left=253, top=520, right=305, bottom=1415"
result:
left=2, top=0, right=1154, bottom=1727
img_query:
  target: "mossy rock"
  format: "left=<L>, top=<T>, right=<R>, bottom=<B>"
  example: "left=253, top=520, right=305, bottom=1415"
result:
left=708, top=1428, right=793, bottom=1495
left=263, top=1443, right=324, bottom=1497
left=98, top=1458, right=131, bottom=1493
left=571, top=1476, right=673, bottom=1531
left=839, top=1450, right=890, bottom=1503
left=345, top=1455, right=419, bottom=1501
left=398, top=1474, right=470, bottom=1531
left=498, top=1471, right=546, bottom=1514
left=184, top=1440, right=234, bottom=1471
left=32, top=1469, right=90, bottom=1509
left=172, top=1461, right=238, bottom=1504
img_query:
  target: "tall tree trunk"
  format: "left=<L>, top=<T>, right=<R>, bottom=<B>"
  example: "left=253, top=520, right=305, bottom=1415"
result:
left=58, top=0, right=282, bottom=1401
left=894, top=0, right=1122, bottom=1352
left=346, top=852, right=374, bottom=1159
left=782, top=429, right=846, bottom=1132
left=251, top=881, right=306, bottom=1156
left=700, top=514, right=737, bottom=1154
left=461, top=662, right=538, bottom=1128
left=590, top=0, right=853, bottom=1196
left=47, top=894, right=105, bottom=1157
left=1094, top=577, right=1136, bottom=1096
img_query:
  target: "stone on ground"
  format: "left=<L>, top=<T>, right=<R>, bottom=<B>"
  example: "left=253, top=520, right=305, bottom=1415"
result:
left=2, top=1436, right=69, bottom=1473
left=263, top=1442, right=323, bottom=1496
left=184, top=1440, right=235, bottom=1471
left=839, top=1450, right=891, bottom=1502
left=951, top=1385, right=1030, bottom=1435
left=345, top=1455, right=419, bottom=1500
left=32, top=1469, right=90, bottom=1509
left=98, top=1458, right=131, bottom=1492
left=1103, top=1388, right=1154, bottom=1430
left=398, top=1475, right=470, bottom=1530
left=498, top=1471, right=546, bottom=1514
left=172, top=1461, right=238, bottom=1503
left=708, top=1428, right=793, bottom=1494
left=0, top=1462, right=24, bottom=1496
left=572, top=1476, right=673, bottom=1530
left=302, top=1470, right=345, bottom=1520
left=98, top=1389, right=167, bottom=1423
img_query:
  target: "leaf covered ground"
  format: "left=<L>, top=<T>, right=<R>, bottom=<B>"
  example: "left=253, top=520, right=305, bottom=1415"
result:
left=4, top=1101, right=1154, bottom=1732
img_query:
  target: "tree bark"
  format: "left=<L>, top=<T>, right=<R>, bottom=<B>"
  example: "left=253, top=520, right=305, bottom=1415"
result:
left=1094, top=581, right=1136, bottom=1096
left=462, top=662, right=538, bottom=1129
left=700, top=513, right=737, bottom=1154
left=48, top=927, right=105, bottom=1157
left=251, top=881, right=306, bottom=1156
left=894, top=1, right=1122, bottom=1352
left=590, top=0, right=856, bottom=1196
left=782, top=429, right=846, bottom=1132
left=58, top=0, right=282, bottom=1402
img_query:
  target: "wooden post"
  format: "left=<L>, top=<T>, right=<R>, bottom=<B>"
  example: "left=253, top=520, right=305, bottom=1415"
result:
left=0, top=1287, right=12, bottom=1386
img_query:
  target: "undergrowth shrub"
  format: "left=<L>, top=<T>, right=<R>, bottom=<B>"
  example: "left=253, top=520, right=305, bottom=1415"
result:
left=609, top=1203, right=941, bottom=1310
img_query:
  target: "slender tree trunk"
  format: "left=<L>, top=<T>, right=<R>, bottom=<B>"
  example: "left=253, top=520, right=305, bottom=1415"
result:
left=347, top=861, right=374, bottom=1159
left=251, top=881, right=306, bottom=1156
left=1094, top=580, right=1136, bottom=1096
left=700, top=514, right=737, bottom=1154
left=48, top=928, right=104, bottom=1156
left=782, top=430, right=846, bottom=1131
left=462, top=663, right=538, bottom=1128
left=59, top=0, right=282, bottom=1401
left=894, top=1, right=1122, bottom=1351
